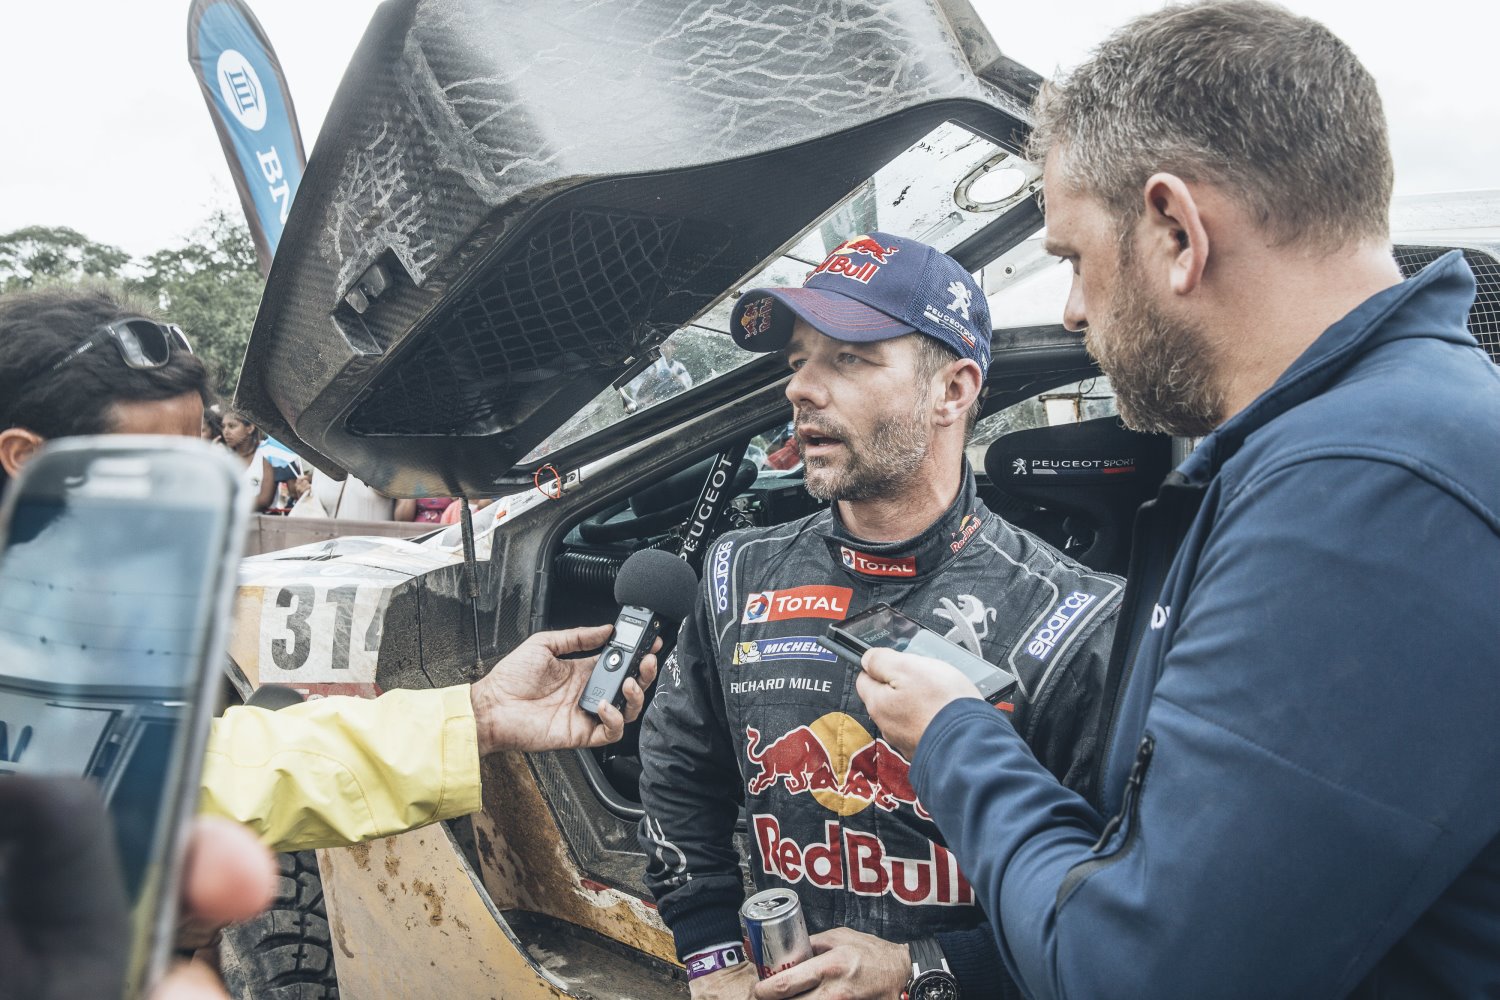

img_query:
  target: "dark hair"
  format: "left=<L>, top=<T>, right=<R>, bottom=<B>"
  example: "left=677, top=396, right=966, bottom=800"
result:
left=1028, top=0, right=1392, bottom=251
left=202, top=403, right=225, bottom=441
left=911, top=334, right=982, bottom=438
left=0, top=285, right=213, bottom=438
left=220, top=408, right=263, bottom=449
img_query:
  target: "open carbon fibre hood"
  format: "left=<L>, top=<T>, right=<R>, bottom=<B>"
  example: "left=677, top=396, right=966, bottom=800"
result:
left=235, top=0, right=1038, bottom=497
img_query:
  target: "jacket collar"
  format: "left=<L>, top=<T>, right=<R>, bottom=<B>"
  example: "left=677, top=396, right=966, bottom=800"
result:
left=818, top=461, right=986, bottom=582
left=1180, top=250, right=1477, bottom=483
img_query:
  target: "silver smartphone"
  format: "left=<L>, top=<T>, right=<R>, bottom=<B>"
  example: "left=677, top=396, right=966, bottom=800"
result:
left=821, top=602, right=1019, bottom=703
left=0, top=436, right=248, bottom=997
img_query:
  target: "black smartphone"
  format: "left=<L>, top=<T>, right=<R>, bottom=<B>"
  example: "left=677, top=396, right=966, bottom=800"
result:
left=0, top=437, right=248, bottom=997
left=821, top=603, right=1019, bottom=703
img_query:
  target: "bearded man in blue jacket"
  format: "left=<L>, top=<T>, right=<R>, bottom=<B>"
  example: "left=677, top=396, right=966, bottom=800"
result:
left=856, top=2, right=1500, bottom=997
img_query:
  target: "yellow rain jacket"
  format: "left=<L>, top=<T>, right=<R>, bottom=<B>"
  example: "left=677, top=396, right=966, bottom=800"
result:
left=198, top=686, right=482, bottom=852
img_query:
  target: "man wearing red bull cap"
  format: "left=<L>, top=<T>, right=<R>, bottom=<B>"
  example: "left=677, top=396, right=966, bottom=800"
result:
left=638, top=233, right=1122, bottom=1000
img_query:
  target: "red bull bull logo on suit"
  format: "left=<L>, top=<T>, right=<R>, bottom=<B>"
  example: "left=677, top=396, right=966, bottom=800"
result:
left=744, top=714, right=972, bottom=905
left=744, top=713, right=931, bottom=819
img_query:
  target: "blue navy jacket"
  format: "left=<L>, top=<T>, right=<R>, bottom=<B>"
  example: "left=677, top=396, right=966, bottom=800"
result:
left=911, top=252, right=1500, bottom=998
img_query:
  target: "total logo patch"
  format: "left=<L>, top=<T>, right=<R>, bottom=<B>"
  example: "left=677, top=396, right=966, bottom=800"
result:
left=742, top=586, right=852, bottom=624
left=839, top=546, right=916, bottom=578
left=733, top=636, right=839, bottom=665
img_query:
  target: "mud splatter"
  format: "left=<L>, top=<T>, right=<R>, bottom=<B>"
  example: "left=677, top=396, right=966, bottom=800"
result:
left=349, top=843, right=371, bottom=871
left=412, top=878, right=445, bottom=926
left=330, top=909, right=355, bottom=960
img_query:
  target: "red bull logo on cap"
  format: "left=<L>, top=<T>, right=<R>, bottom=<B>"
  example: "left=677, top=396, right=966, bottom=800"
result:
left=810, top=235, right=899, bottom=284
left=744, top=714, right=929, bottom=819
left=742, top=586, right=851, bottom=624
left=740, top=296, right=774, bottom=339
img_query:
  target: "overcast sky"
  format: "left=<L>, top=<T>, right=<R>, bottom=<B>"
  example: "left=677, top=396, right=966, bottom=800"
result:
left=1, top=0, right=1493, bottom=263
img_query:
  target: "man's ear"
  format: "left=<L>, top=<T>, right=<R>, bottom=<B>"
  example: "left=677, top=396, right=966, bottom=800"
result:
left=1140, top=173, right=1209, bottom=296
left=0, top=427, right=44, bottom=479
left=935, top=359, right=984, bottom=429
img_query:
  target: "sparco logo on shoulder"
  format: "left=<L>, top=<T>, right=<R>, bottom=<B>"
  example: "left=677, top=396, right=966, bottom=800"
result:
left=1027, top=591, right=1096, bottom=659
left=712, top=541, right=735, bottom=613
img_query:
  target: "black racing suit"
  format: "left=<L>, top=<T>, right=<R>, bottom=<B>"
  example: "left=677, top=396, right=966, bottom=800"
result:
left=638, top=466, right=1121, bottom=996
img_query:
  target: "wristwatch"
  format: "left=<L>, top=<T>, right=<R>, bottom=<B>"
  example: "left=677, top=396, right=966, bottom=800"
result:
left=903, top=937, right=958, bottom=1000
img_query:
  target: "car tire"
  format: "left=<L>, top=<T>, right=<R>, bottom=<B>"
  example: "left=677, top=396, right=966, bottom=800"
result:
left=219, top=849, right=340, bottom=1000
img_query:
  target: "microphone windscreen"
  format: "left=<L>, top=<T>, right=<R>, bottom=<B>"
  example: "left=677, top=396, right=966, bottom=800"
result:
left=614, top=548, right=700, bottom=622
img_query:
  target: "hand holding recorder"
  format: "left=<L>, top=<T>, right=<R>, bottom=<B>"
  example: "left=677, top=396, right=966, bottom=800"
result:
left=576, top=548, right=697, bottom=719
left=471, top=624, right=661, bottom=754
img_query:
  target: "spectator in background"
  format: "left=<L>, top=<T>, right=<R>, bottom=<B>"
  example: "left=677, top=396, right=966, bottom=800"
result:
left=218, top=410, right=275, bottom=513
left=439, top=496, right=495, bottom=525
left=200, top=403, right=224, bottom=444
left=292, top=467, right=396, bottom=520
left=394, top=496, right=452, bottom=523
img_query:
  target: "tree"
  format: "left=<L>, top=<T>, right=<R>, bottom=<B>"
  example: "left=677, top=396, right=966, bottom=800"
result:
left=0, top=226, right=130, bottom=292
left=131, top=212, right=265, bottom=398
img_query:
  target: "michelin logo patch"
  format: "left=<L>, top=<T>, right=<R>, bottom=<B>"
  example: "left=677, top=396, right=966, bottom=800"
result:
left=733, top=636, right=839, bottom=665
left=1026, top=591, right=1096, bottom=660
left=712, top=541, right=735, bottom=614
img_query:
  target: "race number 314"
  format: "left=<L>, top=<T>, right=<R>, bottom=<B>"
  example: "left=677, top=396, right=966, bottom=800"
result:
left=259, top=584, right=383, bottom=680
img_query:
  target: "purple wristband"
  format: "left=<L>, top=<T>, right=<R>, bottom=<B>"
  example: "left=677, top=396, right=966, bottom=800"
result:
left=685, top=943, right=747, bottom=979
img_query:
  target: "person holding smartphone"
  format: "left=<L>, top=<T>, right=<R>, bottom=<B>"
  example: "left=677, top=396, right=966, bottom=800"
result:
left=0, top=285, right=656, bottom=851
left=857, top=4, right=1500, bottom=996
left=636, top=236, right=1123, bottom=1000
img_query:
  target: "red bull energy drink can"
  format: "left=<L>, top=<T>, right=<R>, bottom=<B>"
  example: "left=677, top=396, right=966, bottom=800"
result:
left=740, top=888, right=813, bottom=979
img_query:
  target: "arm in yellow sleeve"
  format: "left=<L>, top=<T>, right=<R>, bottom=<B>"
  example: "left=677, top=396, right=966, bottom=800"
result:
left=198, top=685, right=482, bottom=853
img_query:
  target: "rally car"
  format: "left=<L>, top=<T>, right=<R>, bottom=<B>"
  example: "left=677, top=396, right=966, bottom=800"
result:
left=219, top=0, right=1500, bottom=996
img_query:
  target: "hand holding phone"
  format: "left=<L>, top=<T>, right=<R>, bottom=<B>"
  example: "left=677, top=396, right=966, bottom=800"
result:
left=821, top=603, right=1019, bottom=703
left=0, top=437, right=248, bottom=998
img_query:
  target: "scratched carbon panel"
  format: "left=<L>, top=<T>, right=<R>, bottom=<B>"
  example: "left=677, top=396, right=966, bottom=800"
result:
left=235, top=0, right=1026, bottom=497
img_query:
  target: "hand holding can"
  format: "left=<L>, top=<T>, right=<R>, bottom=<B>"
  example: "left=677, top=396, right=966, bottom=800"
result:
left=740, top=888, right=813, bottom=979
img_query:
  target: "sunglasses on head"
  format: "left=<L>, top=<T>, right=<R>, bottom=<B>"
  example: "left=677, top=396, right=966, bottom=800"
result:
left=49, top=317, right=193, bottom=373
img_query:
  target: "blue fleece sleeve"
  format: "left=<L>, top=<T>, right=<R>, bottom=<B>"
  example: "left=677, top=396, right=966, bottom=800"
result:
left=912, top=459, right=1500, bottom=998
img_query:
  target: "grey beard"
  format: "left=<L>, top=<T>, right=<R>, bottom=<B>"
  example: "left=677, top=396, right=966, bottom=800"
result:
left=798, top=398, right=931, bottom=503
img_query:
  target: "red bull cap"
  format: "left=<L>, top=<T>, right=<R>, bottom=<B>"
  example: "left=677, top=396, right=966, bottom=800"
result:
left=729, top=231, right=990, bottom=375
